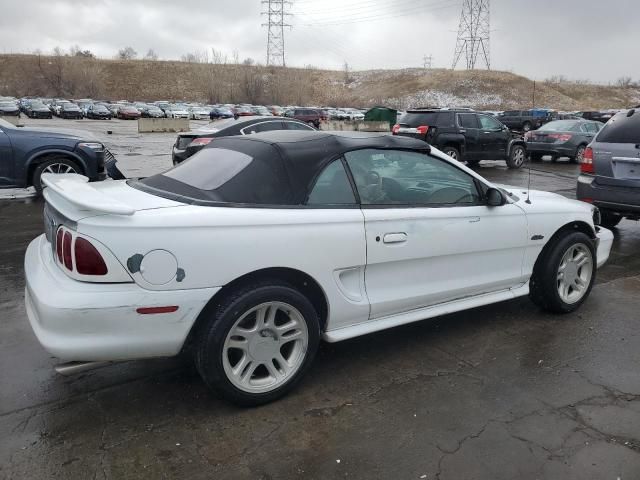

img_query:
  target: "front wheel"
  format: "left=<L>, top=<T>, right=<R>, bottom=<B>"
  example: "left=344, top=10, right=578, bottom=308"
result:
left=442, top=146, right=461, bottom=162
left=195, top=281, right=320, bottom=406
left=529, top=231, right=596, bottom=313
left=522, top=121, right=532, bottom=132
left=572, top=145, right=586, bottom=164
left=507, top=145, right=526, bottom=169
left=32, top=157, right=82, bottom=194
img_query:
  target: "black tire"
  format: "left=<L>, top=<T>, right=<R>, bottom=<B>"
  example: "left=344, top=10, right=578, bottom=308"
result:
left=529, top=231, right=596, bottom=314
left=529, top=152, right=543, bottom=162
left=442, top=146, right=462, bottom=162
left=600, top=210, right=622, bottom=228
left=522, top=121, right=532, bottom=132
left=195, top=280, right=321, bottom=406
left=32, top=157, right=82, bottom=194
left=466, top=158, right=481, bottom=167
left=507, top=144, right=526, bottom=169
left=571, top=144, right=587, bottom=164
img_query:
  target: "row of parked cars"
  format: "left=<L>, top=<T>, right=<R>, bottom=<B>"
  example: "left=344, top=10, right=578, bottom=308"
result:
left=488, top=108, right=623, bottom=132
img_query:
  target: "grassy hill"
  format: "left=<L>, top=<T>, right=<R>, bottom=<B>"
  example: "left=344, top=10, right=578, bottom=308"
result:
left=1, top=54, right=638, bottom=111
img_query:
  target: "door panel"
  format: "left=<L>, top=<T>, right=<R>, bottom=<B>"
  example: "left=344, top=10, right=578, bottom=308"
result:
left=362, top=205, right=528, bottom=319
left=457, top=113, right=481, bottom=159
left=0, top=129, right=15, bottom=186
left=478, top=114, right=508, bottom=159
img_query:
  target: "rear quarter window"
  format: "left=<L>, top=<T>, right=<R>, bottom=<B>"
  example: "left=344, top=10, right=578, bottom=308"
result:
left=596, top=111, right=640, bottom=143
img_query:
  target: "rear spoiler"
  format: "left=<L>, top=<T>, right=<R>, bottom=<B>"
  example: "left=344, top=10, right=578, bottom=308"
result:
left=42, top=174, right=136, bottom=215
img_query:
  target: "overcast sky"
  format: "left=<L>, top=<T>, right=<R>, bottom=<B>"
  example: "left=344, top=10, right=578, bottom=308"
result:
left=0, top=0, right=638, bottom=83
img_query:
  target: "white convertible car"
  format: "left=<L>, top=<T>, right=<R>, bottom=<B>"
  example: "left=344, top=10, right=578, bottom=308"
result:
left=25, top=131, right=613, bottom=405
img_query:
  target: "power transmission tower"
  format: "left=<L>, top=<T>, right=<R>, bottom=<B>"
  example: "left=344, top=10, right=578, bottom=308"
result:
left=261, top=0, right=291, bottom=67
left=451, top=0, right=490, bottom=70
left=423, top=54, right=433, bottom=69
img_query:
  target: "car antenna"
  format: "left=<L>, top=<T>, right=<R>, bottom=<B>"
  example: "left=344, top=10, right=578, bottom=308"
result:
left=525, top=154, right=532, bottom=204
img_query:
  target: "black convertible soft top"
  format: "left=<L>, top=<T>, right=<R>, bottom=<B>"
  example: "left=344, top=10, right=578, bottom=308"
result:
left=134, top=131, right=431, bottom=207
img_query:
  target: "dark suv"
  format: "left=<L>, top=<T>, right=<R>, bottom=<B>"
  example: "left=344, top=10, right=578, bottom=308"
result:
left=497, top=110, right=544, bottom=132
left=577, top=107, right=640, bottom=228
left=0, top=118, right=121, bottom=193
left=291, top=108, right=326, bottom=128
left=393, top=109, right=527, bottom=169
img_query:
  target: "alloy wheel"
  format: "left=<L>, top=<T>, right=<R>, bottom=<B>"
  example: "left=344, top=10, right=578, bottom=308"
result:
left=557, top=243, right=593, bottom=304
left=43, top=163, right=78, bottom=175
left=222, top=302, right=309, bottom=393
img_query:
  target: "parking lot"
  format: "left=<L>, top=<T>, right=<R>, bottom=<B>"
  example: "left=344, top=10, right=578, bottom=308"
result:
left=1, top=117, right=640, bottom=479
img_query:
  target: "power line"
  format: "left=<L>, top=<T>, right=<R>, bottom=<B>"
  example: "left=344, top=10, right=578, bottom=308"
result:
left=262, top=0, right=292, bottom=66
left=423, top=54, right=433, bottom=69
left=452, top=0, right=490, bottom=70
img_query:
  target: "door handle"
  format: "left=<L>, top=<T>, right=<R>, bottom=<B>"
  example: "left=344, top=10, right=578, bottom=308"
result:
left=383, top=233, right=407, bottom=244
left=459, top=129, right=466, bottom=133
left=468, top=216, right=481, bottom=223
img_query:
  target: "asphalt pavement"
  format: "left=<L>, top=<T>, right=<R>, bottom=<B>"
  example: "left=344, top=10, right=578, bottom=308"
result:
left=1, top=118, right=640, bottom=480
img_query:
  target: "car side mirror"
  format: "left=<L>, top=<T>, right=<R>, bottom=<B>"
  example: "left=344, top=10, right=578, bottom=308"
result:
left=486, top=187, right=506, bottom=207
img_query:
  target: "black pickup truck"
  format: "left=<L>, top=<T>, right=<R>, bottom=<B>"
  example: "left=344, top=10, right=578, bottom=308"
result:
left=393, top=108, right=527, bottom=169
left=496, top=110, right=547, bottom=132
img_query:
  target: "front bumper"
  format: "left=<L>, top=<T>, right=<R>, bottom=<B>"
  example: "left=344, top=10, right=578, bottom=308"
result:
left=595, top=227, right=614, bottom=268
left=577, top=174, right=640, bottom=215
left=25, top=235, right=219, bottom=362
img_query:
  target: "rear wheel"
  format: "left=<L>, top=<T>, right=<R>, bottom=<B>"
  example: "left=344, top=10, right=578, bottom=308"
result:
left=195, top=281, right=320, bottom=406
left=572, top=145, right=586, bottom=164
left=529, top=231, right=596, bottom=313
left=442, top=146, right=461, bottom=162
left=507, top=145, right=526, bottom=169
left=32, top=157, right=82, bottom=194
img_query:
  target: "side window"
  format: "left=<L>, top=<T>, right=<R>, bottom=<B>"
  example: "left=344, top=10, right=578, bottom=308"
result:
left=285, top=121, right=314, bottom=131
left=344, top=149, right=481, bottom=206
left=458, top=113, right=479, bottom=129
left=586, top=123, right=600, bottom=133
left=478, top=115, right=502, bottom=130
left=241, top=121, right=283, bottom=134
left=306, top=159, right=356, bottom=206
left=436, top=112, right=455, bottom=127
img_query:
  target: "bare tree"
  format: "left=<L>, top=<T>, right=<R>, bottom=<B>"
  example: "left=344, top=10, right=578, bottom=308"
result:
left=616, top=76, right=633, bottom=88
left=117, top=46, right=137, bottom=60
left=181, top=51, right=208, bottom=63
left=144, top=49, right=159, bottom=61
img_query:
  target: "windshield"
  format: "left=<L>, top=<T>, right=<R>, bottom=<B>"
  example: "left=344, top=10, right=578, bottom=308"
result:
left=539, top=120, right=581, bottom=132
left=597, top=110, right=640, bottom=143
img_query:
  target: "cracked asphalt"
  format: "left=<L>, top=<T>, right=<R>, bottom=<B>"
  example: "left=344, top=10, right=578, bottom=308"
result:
left=1, top=118, right=640, bottom=479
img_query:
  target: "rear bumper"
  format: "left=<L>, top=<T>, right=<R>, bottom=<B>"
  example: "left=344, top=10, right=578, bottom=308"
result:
left=24, top=235, right=219, bottom=362
left=577, top=174, right=640, bottom=214
left=526, top=142, right=576, bottom=156
left=595, top=227, right=614, bottom=268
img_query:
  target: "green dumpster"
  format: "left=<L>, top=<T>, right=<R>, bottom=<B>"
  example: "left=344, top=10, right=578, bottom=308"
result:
left=364, top=106, right=398, bottom=129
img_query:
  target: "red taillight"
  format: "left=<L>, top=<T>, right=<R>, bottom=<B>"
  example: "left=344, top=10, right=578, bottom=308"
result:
left=548, top=133, right=573, bottom=142
left=189, top=137, right=213, bottom=147
left=74, top=237, right=108, bottom=276
left=56, top=228, right=63, bottom=263
left=392, top=124, right=400, bottom=134
left=63, top=231, right=73, bottom=270
left=415, top=125, right=429, bottom=135
left=581, top=146, right=594, bottom=173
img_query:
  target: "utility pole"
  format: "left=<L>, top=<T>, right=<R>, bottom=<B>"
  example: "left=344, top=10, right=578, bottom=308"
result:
left=532, top=80, right=536, bottom=108
left=423, top=54, right=433, bottom=69
left=261, top=0, right=291, bottom=67
left=452, top=0, right=491, bottom=70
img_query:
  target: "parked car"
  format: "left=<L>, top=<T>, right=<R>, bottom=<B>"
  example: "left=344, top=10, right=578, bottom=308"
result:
left=140, top=105, right=166, bottom=118
left=525, top=119, right=603, bottom=163
left=25, top=101, right=53, bottom=119
left=59, top=103, right=83, bottom=119
left=209, top=107, right=234, bottom=120
left=51, top=100, right=71, bottom=116
left=291, top=108, right=326, bottom=128
left=233, top=105, right=254, bottom=117
left=343, top=109, right=365, bottom=121
left=0, top=118, right=122, bottom=192
left=165, top=105, right=190, bottom=119
left=393, top=108, right=527, bottom=169
left=576, top=111, right=615, bottom=124
left=117, top=105, right=141, bottom=120
left=267, top=105, right=284, bottom=116
left=24, top=130, right=613, bottom=406
left=189, top=106, right=211, bottom=120
left=172, top=116, right=315, bottom=164
left=86, top=104, right=112, bottom=120
left=0, top=101, right=20, bottom=116
left=497, top=110, right=544, bottom=132
left=106, top=104, right=120, bottom=117
left=577, top=107, right=640, bottom=228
